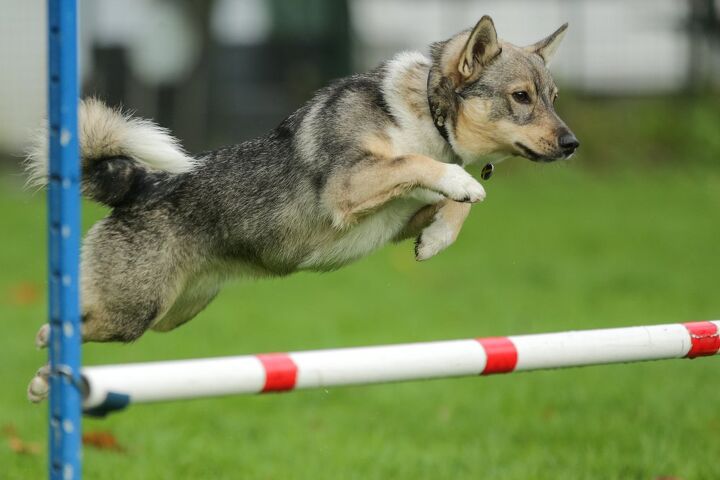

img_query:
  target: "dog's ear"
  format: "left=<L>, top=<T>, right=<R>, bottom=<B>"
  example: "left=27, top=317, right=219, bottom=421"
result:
left=526, top=23, right=568, bottom=65
left=458, top=16, right=501, bottom=79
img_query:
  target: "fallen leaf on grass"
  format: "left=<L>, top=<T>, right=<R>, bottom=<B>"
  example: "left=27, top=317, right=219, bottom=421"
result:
left=3, top=424, right=41, bottom=455
left=82, top=430, right=125, bottom=452
left=7, top=282, right=41, bottom=306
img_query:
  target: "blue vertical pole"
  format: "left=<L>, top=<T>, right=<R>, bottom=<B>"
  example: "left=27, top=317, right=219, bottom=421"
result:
left=47, top=1, right=82, bottom=479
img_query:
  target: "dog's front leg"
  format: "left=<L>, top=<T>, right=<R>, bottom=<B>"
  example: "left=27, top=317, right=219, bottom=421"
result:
left=326, top=153, right=484, bottom=227
left=414, top=200, right=471, bottom=261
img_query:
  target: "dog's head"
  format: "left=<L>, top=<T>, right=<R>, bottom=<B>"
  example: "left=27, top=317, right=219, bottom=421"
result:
left=428, top=16, right=578, bottom=163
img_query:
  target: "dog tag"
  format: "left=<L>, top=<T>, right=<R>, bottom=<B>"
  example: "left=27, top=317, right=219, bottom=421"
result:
left=481, top=163, right=494, bottom=180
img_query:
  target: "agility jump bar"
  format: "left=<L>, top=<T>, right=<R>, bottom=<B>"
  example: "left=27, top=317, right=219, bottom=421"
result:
left=82, top=321, right=720, bottom=416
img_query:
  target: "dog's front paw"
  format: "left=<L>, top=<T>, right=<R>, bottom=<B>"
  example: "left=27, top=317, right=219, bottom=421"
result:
left=415, top=218, right=457, bottom=261
left=27, top=364, right=50, bottom=403
left=436, top=164, right=486, bottom=203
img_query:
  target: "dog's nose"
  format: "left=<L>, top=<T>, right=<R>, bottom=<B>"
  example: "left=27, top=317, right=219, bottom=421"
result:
left=558, top=133, right=579, bottom=154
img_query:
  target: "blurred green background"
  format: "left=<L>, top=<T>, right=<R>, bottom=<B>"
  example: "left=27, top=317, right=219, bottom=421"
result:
left=1, top=1, right=719, bottom=479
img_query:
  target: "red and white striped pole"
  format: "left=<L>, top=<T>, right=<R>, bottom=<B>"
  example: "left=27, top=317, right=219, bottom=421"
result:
left=82, top=321, right=720, bottom=416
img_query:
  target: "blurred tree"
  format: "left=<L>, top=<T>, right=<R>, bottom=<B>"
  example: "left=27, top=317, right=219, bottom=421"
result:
left=687, top=0, right=720, bottom=92
left=207, top=0, right=351, bottom=146
left=170, top=0, right=213, bottom=151
left=268, top=0, right=351, bottom=101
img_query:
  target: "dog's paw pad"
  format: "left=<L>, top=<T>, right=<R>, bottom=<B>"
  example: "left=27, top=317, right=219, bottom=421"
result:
left=415, top=241, right=438, bottom=262
left=27, top=368, right=50, bottom=403
left=35, top=324, right=50, bottom=349
left=436, top=165, right=486, bottom=203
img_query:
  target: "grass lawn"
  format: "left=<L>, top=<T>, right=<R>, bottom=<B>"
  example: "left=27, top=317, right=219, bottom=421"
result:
left=1, top=163, right=719, bottom=479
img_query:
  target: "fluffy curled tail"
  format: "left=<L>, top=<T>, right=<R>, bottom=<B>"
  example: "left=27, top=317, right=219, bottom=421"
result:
left=25, top=98, right=196, bottom=207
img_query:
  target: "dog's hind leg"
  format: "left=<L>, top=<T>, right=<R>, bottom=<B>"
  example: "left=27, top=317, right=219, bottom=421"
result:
left=28, top=217, right=196, bottom=402
left=413, top=200, right=471, bottom=261
left=393, top=202, right=443, bottom=242
left=78, top=234, right=191, bottom=343
left=35, top=216, right=189, bottom=345
left=28, top=291, right=162, bottom=403
left=150, top=273, right=221, bottom=333
left=394, top=199, right=472, bottom=261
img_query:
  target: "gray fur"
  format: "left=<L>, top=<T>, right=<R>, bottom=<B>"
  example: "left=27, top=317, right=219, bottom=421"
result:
left=462, top=46, right=559, bottom=125
left=27, top=17, right=577, bottom=348
left=77, top=71, right=403, bottom=341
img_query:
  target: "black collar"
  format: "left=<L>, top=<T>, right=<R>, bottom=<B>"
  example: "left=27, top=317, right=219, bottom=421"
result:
left=426, top=72, right=451, bottom=144
left=426, top=71, right=494, bottom=179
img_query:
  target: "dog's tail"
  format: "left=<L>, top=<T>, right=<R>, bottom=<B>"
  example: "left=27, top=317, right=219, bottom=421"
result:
left=25, top=98, right=196, bottom=208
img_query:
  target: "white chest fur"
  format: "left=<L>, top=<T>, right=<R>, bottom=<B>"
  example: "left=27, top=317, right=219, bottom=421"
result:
left=300, top=52, right=455, bottom=271
left=298, top=193, right=437, bottom=271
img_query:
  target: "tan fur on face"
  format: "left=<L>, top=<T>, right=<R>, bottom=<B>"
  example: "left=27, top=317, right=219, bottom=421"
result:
left=455, top=100, right=563, bottom=161
left=454, top=98, right=505, bottom=156
left=431, top=24, right=572, bottom=164
left=495, top=117, right=562, bottom=157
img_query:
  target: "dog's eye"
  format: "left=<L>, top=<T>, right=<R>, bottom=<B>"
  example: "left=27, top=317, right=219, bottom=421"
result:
left=511, top=91, right=531, bottom=104
left=553, top=92, right=559, bottom=103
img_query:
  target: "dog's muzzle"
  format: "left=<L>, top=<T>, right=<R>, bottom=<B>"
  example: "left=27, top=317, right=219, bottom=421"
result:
left=515, top=131, right=579, bottom=162
left=514, top=142, right=549, bottom=162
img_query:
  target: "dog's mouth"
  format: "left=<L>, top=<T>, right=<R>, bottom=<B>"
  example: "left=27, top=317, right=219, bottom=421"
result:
left=514, top=142, right=563, bottom=163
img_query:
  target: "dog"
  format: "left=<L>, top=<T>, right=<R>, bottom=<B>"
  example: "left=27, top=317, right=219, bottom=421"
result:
left=26, top=16, right=577, bottom=402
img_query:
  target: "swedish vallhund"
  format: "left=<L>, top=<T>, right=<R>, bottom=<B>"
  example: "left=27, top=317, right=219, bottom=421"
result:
left=26, top=16, right=578, bottom=401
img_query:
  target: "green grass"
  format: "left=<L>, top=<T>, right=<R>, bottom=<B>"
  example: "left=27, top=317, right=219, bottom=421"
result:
left=559, top=94, right=720, bottom=169
left=2, top=163, right=719, bottom=479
